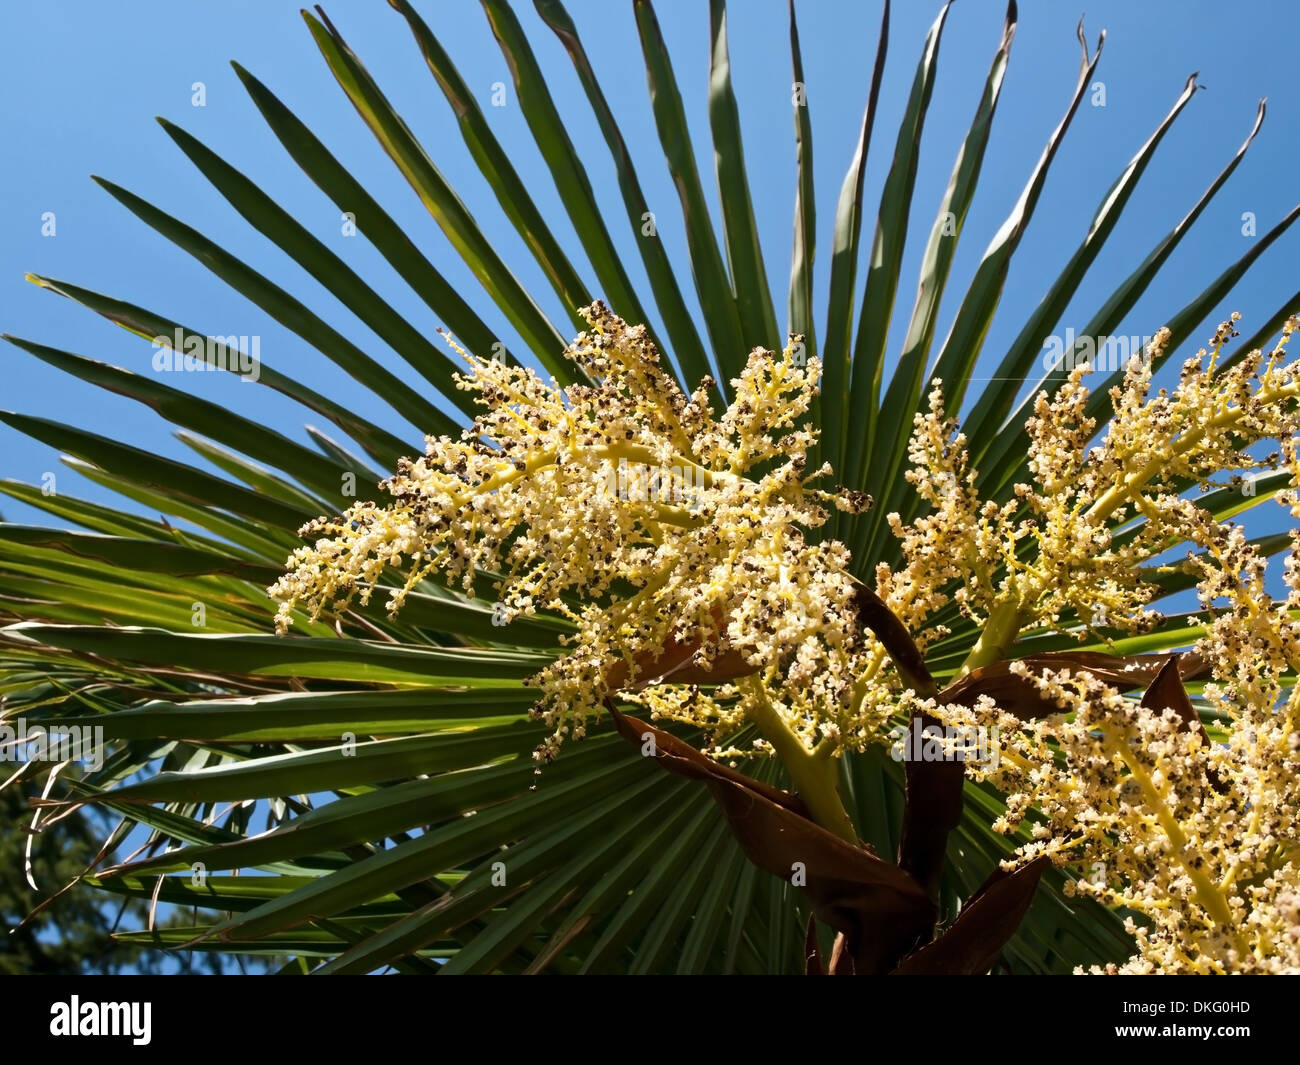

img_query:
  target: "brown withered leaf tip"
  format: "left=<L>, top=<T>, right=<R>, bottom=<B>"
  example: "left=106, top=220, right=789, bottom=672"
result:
left=851, top=582, right=935, bottom=693
left=897, top=714, right=965, bottom=909
left=892, top=857, right=1049, bottom=975
left=603, top=610, right=756, bottom=691
left=1139, top=654, right=1204, bottom=736
left=1140, top=654, right=1225, bottom=793
left=610, top=704, right=944, bottom=972
left=939, top=650, right=1211, bottom=719
left=611, top=704, right=1053, bottom=973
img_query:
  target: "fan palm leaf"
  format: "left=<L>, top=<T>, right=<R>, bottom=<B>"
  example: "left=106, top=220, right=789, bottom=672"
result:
left=3, top=0, right=1296, bottom=973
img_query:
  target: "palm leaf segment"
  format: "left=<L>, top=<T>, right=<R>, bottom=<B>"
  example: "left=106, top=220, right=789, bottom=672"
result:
left=2, top=0, right=1295, bottom=973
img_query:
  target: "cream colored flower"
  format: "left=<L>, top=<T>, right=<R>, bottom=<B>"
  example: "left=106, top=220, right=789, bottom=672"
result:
left=270, top=302, right=882, bottom=763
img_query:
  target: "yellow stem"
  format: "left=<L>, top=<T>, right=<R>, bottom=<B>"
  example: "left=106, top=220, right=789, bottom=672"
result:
left=959, top=598, right=1024, bottom=676
left=1109, top=736, right=1243, bottom=945
left=743, top=677, right=858, bottom=845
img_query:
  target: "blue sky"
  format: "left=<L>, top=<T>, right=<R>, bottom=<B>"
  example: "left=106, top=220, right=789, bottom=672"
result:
left=1, top=0, right=1298, bottom=544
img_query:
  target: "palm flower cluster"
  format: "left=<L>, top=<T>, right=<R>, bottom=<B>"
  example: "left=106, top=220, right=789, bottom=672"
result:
left=273, top=303, right=1300, bottom=971
left=880, top=316, right=1300, bottom=665
left=1014, top=647, right=1296, bottom=975
left=270, top=302, right=876, bottom=766
left=13, top=0, right=1300, bottom=978
left=909, top=316, right=1300, bottom=972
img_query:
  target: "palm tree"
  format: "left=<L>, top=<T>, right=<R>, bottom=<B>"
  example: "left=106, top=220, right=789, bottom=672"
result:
left=3, top=0, right=1295, bottom=974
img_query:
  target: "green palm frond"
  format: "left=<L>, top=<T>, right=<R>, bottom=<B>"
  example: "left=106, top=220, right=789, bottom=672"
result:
left=3, top=0, right=1296, bottom=973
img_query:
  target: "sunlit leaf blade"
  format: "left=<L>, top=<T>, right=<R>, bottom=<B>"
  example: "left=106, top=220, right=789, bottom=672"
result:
left=2, top=623, right=548, bottom=684
left=151, top=121, right=472, bottom=430
left=387, top=0, right=591, bottom=332
left=533, top=0, right=713, bottom=390
left=860, top=20, right=1105, bottom=564
left=924, top=21, right=1107, bottom=413
left=847, top=0, right=1015, bottom=553
left=840, top=0, right=956, bottom=519
left=0, top=413, right=311, bottom=533
left=983, top=200, right=1300, bottom=500
left=632, top=0, right=745, bottom=393
left=20, top=274, right=414, bottom=466
left=708, top=0, right=780, bottom=356
left=816, top=0, right=889, bottom=476
left=475, top=0, right=666, bottom=359
left=967, top=90, right=1257, bottom=473
left=0, top=479, right=169, bottom=539
left=230, top=60, right=509, bottom=368
left=303, top=6, right=572, bottom=378
left=3, top=336, right=342, bottom=502
left=785, top=0, right=816, bottom=358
